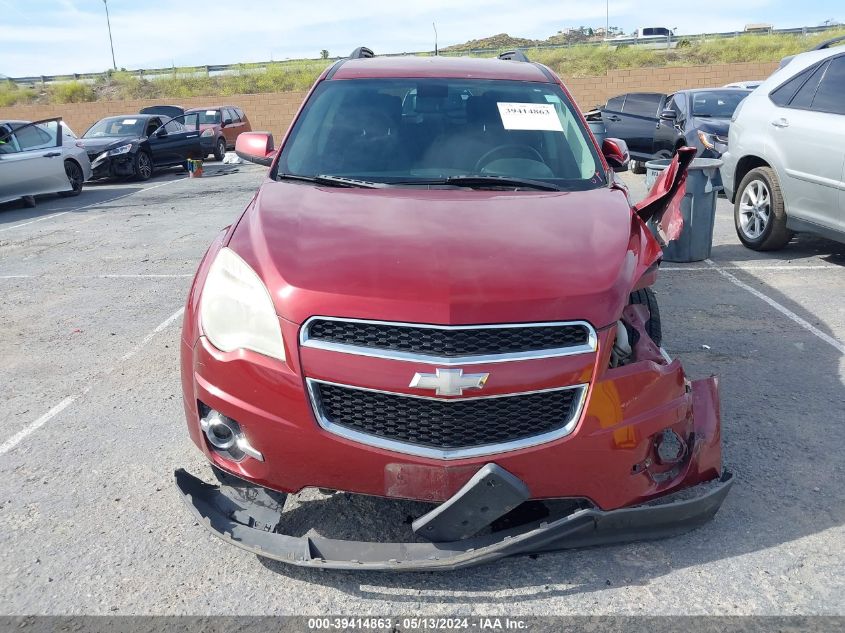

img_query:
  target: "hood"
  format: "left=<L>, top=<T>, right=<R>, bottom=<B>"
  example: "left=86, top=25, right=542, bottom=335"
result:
left=227, top=183, right=640, bottom=329
left=77, top=136, right=141, bottom=154
left=693, top=117, right=731, bottom=136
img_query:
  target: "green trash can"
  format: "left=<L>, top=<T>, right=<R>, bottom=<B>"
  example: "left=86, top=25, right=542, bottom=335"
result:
left=644, top=157, right=722, bottom=263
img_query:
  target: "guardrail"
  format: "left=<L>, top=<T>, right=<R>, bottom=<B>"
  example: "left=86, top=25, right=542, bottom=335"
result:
left=4, top=24, right=840, bottom=86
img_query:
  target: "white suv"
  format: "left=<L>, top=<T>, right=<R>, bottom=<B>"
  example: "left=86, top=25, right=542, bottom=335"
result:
left=721, top=44, right=845, bottom=250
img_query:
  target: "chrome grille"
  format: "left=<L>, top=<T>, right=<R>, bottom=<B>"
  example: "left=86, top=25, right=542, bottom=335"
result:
left=308, top=379, right=586, bottom=459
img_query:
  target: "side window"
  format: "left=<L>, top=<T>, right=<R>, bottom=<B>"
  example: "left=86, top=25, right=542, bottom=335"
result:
left=225, top=108, right=239, bottom=123
left=621, top=93, right=662, bottom=117
left=234, top=108, right=245, bottom=120
left=14, top=123, right=54, bottom=151
left=145, top=118, right=161, bottom=136
left=669, top=94, right=686, bottom=119
left=164, top=118, right=185, bottom=134
left=0, top=125, right=20, bottom=154
left=810, top=56, right=845, bottom=115
left=769, top=65, right=815, bottom=106
left=789, top=61, right=828, bottom=109
left=605, top=96, right=624, bottom=112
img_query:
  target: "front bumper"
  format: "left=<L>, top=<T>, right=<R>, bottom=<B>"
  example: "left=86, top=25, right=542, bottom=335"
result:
left=90, top=154, right=135, bottom=180
left=175, top=467, right=733, bottom=571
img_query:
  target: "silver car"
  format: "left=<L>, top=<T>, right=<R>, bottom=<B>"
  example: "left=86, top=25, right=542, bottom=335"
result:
left=721, top=46, right=845, bottom=250
left=0, top=118, right=92, bottom=207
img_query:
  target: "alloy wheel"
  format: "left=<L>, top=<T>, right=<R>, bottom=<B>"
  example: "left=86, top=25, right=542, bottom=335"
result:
left=738, top=179, right=771, bottom=240
left=64, top=161, right=83, bottom=191
left=138, top=153, right=152, bottom=179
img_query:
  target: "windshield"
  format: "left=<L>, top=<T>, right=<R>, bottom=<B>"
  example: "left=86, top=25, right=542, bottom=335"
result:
left=83, top=116, right=146, bottom=138
left=193, top=110, right=222, bottom=124
left=691, top=90, right=751, bottom=118
left=276, top=78, right=605, bottom=190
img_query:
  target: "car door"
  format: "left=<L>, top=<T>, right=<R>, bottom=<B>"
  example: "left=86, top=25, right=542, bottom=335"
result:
left=604, top=93, right=664, bottom=159
left=148, top=114, right=202, bottom=166
left=0, top=119, right=66, bottom=202
left=770, top=55, right=845, bottom=232
left=222, top=108, right=240, bottom=146
left=653, top=93, right=687, bottom=154
left=601, top=95, right=626, bottom=141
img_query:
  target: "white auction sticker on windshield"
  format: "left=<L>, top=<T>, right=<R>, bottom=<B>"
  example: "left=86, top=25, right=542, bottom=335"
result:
left=206, top=110, right=217, bottom=115
left=121, top=119, right=137, bottom=124
left=497, top=103, right=563, bottom=132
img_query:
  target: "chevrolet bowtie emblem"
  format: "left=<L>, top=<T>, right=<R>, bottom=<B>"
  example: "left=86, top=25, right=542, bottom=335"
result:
left=409, top=368, right=490, bottom=396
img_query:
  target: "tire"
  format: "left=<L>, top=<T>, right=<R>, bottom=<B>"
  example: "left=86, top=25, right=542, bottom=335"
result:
left=58, top=159, right=84, bottom=197
left=213, top=137, right=226, bottom=161
left=631, top=160, right=646, bottom=175
left=133, top=151, right=153, bottom=181
left=734, top=166, right=792, bottom=251
left=628, top=288, right=662, bottom=347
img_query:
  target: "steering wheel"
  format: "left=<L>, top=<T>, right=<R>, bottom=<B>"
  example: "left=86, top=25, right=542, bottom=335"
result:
left=474, top=144, right=545, bottom=172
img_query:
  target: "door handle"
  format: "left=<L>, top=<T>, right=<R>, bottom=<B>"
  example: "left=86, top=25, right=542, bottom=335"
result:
left=771, top=118, right=789, bottom=128
left=606, top=115, right=622, bottom=122
left=43, top=151, right=61, bottom=157
left=186, top=134, right=198, bottom=138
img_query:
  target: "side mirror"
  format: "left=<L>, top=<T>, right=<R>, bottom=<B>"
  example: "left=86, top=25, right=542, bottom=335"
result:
left=155, top=128, right=168, bottom=138
left=222, top=118, right=233, bottom=127
left=659, top=109, right=678, bottom=121
left=602, top=138, right=630, bottom=173
left=235, top=131, right=275, bottom=166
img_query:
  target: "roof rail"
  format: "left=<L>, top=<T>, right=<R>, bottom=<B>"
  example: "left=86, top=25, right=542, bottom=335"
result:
left=349, top=47, right=375, bottom=59
left=498, top=50, right=530, bottom=62
left=812, top=34, right=845, bottom=50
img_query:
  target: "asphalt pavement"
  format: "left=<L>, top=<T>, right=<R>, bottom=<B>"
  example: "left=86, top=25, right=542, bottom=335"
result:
left=0, top=163, right=843, bottom=615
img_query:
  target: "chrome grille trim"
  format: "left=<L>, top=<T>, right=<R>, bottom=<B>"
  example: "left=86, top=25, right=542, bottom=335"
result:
left=306, top=378, right=588, bottom=460
left=299, top=316, right=598, bottom=365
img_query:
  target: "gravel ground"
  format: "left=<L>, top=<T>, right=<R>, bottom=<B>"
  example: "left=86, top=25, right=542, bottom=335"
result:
left=0, top=163, right=843, bottom=615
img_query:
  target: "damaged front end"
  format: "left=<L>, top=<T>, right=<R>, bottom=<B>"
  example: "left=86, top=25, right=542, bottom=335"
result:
left=175, top=147, right=732, bottom=571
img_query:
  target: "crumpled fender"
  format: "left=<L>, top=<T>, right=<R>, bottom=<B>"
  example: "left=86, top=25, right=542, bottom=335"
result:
left=633, top=147, right=696, bottom=244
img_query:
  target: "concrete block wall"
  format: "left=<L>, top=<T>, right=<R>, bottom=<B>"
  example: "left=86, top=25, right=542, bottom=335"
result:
left=0, top=61, right=779, bottom=141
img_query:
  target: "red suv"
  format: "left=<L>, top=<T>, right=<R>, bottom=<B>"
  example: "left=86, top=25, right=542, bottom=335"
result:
left=185, top=105, right=251, bottom=160
left=175, top=49, right=731, bottom=571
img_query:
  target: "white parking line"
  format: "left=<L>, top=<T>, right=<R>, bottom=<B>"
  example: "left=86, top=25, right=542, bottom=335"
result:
left=0, top=274, right=193, bottom=280
left=0, top=306, right=185, bottom=456
left=704, top=259, right=845, bottom=355
left=662, top=264, right=841, bottom=272
left=0, top=178, right=186, bottom=233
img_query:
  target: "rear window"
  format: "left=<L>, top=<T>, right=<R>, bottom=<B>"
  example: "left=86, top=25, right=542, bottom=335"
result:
left=277, top=78, right=605, bottom=191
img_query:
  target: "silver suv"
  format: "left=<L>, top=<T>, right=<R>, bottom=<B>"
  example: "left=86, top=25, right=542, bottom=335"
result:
left=721, top=45, right=845, bottom=250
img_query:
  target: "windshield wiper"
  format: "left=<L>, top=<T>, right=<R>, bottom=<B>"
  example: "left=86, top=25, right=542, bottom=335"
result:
left=443, top=175, right=561, bottom=191
left=276, top=173, right=387, bottom=189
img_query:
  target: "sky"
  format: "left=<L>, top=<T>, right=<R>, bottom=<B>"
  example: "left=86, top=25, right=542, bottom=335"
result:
left=1, top=0, right=842, bottom=77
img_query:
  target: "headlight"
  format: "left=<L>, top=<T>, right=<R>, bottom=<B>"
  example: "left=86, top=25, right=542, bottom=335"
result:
left=201, top=129, right=215, bottom=137
left=108, top=144, right=133, bottom=156
left=200, top=247, right=285, bottom=361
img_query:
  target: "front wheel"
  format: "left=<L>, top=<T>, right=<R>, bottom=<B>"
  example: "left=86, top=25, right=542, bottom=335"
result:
left=734, top=166, right=792, bottom=251
left=58, top=159, right=84, bottom=197
left=133, top=151, right=153, bottom=181
left=628, top=288, right=662, bottom=347
left=213, top=137, right=226, bottom=161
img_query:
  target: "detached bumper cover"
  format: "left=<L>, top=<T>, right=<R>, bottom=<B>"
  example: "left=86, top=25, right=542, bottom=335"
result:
left=175, top=468, right=733, bottom=571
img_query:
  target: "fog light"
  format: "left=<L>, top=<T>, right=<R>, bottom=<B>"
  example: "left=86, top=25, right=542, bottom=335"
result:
left=655, top=429, right=686, bottom=464
left=199, top=408, right=264, bottom=462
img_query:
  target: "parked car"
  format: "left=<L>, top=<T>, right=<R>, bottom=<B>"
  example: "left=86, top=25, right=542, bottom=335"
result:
left=77, top=113, right=203, bottom=181
left=0, top=117, right=91, bottom=207
left=722, top=44, right=845, bottom=250
left=174, top=49, right=731, bottom=570
left=600, top=88, right=751, bottom=172
left=724, top=81, right=763, bottom=89
left=185, top=106, right=252, bottom=161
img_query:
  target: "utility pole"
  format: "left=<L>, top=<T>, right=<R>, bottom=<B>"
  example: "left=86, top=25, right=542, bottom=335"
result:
left=606, top=0, right=609, bottom=37
left=103, top=0, right=117, bottom=70
left=433, top=22, right=438, bottom=55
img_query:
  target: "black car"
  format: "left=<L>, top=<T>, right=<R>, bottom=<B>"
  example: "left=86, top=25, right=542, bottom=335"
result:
left=78, top=113, right=203, bottom=181
left=600, top=88, right=751, bottom=172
